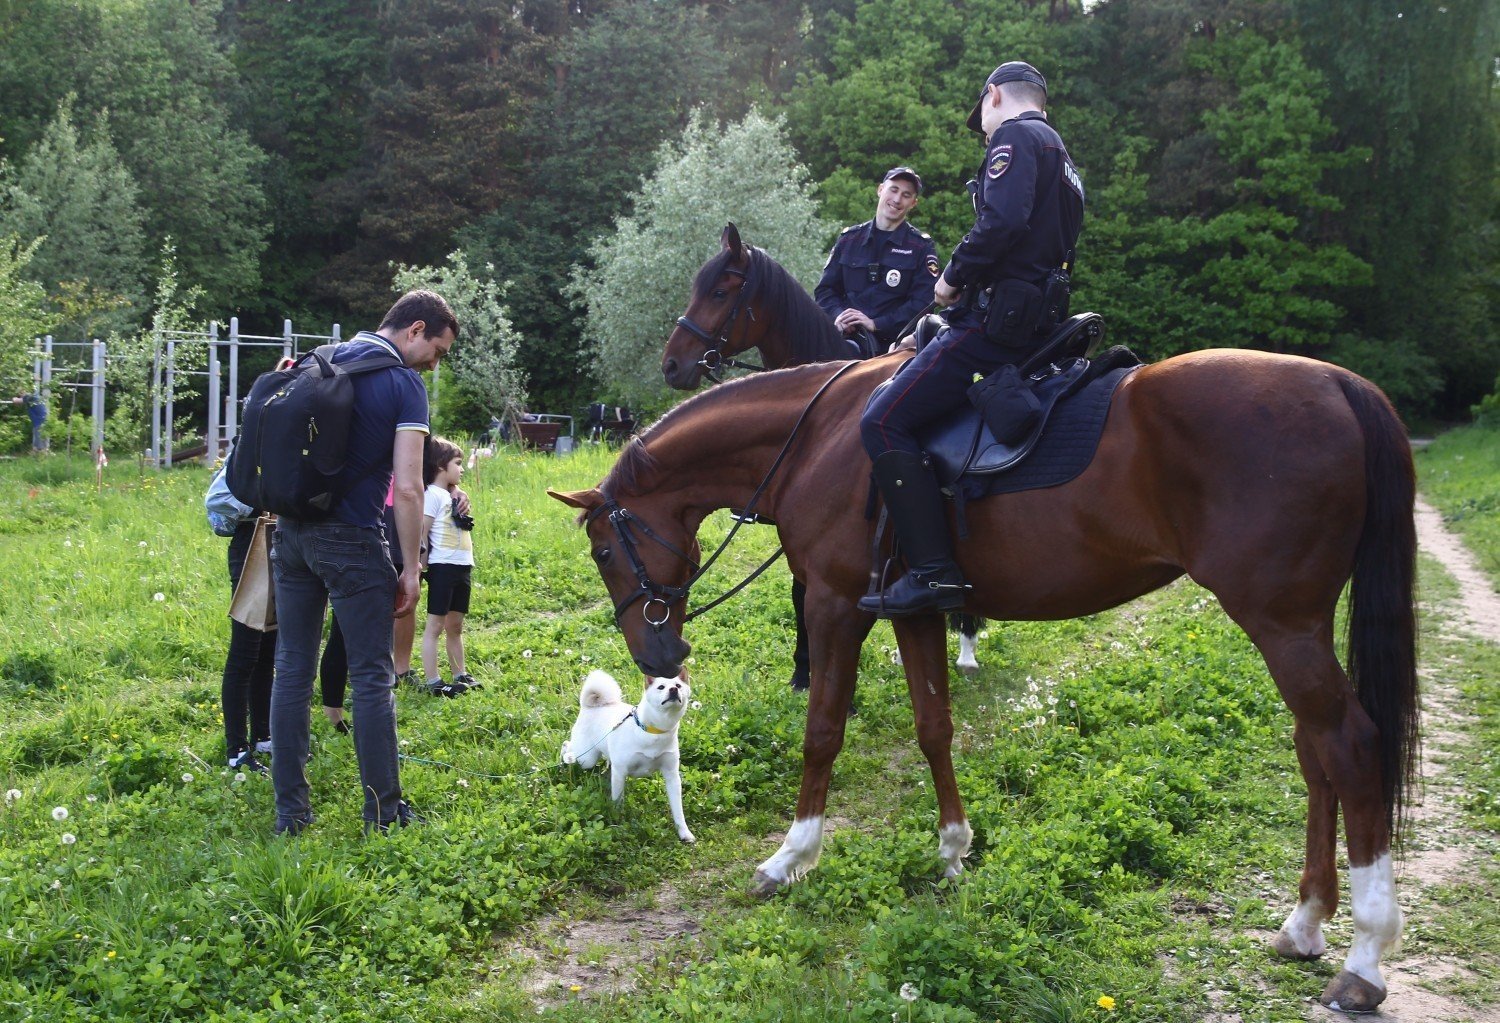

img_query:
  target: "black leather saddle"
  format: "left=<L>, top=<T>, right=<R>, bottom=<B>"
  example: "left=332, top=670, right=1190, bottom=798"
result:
left=866, top=312, right=1140, bottom=496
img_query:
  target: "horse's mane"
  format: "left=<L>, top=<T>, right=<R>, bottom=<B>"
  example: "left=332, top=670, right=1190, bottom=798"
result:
left=601, top=367, right=837, bottom=496
left=693, top=245, right=848, bottom=366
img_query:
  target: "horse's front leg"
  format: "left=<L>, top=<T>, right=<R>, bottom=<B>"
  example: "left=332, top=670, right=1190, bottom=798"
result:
left=894, top=614, right=971, bottom=877
left=751, top=586, right=872, bottom=897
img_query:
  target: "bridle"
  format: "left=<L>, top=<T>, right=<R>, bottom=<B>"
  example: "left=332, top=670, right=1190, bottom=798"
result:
left=673, top=256, right=766, bottom=381
left=586, top=359, right=862, bottom=633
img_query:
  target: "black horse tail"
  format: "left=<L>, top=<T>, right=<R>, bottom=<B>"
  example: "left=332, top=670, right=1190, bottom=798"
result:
left=1339, top=372, right=1420, bottom=844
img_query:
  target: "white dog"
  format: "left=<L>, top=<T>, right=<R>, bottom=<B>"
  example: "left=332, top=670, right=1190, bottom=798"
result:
left=561, top=669, right=694, bottom=843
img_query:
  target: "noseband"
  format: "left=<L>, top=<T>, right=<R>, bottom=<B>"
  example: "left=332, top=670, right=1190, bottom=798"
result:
left=586, top=500, right=700, bottom=628
left=674, top=261, right=765, bottom=381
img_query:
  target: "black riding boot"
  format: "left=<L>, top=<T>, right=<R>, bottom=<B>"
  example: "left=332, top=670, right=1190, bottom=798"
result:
left=857, top=451, right=969, bottom=618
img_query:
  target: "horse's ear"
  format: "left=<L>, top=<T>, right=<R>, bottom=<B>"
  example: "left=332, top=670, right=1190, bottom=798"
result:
left=721, top=222, right=743, bottom=259
left=547, top=487, right=603, bottom=514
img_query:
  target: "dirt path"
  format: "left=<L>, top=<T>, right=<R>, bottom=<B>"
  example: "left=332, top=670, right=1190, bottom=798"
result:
left=1331, top=497, right=1500, bottom=1022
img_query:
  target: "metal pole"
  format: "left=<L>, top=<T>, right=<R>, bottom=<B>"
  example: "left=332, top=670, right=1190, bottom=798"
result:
left=228, top=316, right=240, bottom=445
left=164, top=339, right=175, bottom=469
left=283, top=318, right=294, bottom=364
left=206, top=321, right=221, bottom=465
left=41, top=335, right=54, bottom=402
left=332, top=322, right=341, bottom=342
left=150, top=332, right=161, bottom=468
left=92, top=340, right=105, bottom=458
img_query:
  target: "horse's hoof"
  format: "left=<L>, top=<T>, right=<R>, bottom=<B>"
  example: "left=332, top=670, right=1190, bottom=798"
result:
left=1319, top=970, right=1386, bottom=1014
left=749, top=870, right=782, bottom=899
left=1271, top=928, right=1322, bottom=960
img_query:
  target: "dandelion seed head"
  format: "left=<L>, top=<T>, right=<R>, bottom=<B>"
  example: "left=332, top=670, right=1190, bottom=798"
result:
left=51, top=806, right=68, bottom=821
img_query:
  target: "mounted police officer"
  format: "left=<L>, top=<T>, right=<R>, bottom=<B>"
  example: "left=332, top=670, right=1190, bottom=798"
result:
left=815, top=167, right=941, bottom=360
left=858, top=61, right=1085, bottom=618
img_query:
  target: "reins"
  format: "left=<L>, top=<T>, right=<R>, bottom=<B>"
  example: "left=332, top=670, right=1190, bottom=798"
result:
left=591, top=359, right=863, bottom=631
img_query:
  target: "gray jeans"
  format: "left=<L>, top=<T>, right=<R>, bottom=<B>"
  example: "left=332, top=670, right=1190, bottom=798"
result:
left=270, top=518, right=403, bottom=827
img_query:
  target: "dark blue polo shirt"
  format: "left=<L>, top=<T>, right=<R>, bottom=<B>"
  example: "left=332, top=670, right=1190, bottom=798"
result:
left=330, top=331, right=429, bottom=529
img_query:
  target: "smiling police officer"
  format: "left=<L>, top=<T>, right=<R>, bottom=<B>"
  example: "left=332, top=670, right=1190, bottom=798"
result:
left=814, top=167, right=941, bottom=360
left=858, top=61, right=1085, bottom=618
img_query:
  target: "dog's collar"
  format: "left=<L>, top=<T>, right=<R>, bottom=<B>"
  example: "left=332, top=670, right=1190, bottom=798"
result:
left=632, top=710, right=669, bottom=735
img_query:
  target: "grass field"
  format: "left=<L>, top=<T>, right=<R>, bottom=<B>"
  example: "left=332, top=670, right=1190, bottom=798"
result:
left=0, top=432, right=1493, bottom=1022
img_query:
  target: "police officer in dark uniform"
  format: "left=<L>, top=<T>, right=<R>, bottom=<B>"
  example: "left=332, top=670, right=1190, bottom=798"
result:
left=858, top=61, right=1085, bottom=618
left=815, top=167, right=941, bottom=360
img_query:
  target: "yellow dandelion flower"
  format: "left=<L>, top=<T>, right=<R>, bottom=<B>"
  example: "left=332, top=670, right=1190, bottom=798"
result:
left=1097, top=995, right=1116, bottom=1011
left=106, top=950, right=116, bottom=959
left=569, top=984, right=583, bottom=993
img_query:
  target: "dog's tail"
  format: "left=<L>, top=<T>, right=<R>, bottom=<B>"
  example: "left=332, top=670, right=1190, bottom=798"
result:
left=580, top=669, right=624, bottom=709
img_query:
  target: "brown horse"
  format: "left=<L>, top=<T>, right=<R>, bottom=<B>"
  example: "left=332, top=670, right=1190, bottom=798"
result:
left=551, top=349, right=1418, bottom=1013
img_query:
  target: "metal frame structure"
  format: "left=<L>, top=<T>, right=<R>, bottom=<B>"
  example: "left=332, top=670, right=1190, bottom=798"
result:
left=31, top=336, right=106, bottom=457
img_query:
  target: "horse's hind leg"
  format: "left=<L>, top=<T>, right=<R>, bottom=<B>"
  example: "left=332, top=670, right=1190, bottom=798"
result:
left=895, top=614, right=971, bottom=877
left=1252, top=630, right=1402, bottom=1012
left=1273, top=723, right=1336, bottom=960
left=752, top=588, right=872, bottom=897
left=950, top=612, right=981, bottom=674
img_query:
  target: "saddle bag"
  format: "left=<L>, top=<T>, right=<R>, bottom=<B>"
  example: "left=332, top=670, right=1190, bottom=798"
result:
left=966, top=363, right=1041, bottom=445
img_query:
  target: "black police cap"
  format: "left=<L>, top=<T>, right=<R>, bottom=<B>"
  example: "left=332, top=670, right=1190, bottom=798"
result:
left=881, top=166, right=922, bottom=194
left=966, top=61, right=1048, bottom=134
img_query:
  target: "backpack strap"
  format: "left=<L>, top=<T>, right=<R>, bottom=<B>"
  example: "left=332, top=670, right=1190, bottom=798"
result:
left=310, top=343, right=404, bottom=374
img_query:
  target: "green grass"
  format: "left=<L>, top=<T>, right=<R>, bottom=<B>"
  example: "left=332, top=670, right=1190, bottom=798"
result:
left=1415, top=423, right=1500, bottom=587
left=0, top=444, right=1493, bottom=1021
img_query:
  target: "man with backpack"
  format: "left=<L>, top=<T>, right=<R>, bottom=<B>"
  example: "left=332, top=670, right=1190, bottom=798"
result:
left=264, top=290, right=458, bottom=835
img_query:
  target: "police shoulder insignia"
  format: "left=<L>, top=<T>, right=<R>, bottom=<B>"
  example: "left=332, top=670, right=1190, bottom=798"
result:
left=988, top=144, right=1014, bottom=180
left=925, top=254, right=940, bottom=277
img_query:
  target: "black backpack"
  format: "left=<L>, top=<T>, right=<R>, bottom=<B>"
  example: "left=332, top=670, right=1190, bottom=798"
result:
left=226, top=344, right=404, bottom=519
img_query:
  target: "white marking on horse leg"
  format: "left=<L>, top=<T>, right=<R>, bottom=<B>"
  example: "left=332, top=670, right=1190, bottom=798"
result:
left=938, top=819, right=972, bottom=878
left=756, top=816, right=825, bottom=886
left=1343, top=854, right=1401, bottom=991
left=1276, top=897, right=1328, bottom=958
left=955, top=631, right=979, bottom=672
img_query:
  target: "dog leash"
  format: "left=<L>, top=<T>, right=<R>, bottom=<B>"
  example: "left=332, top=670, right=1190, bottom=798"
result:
left=397, top=710, right=638, bottom=782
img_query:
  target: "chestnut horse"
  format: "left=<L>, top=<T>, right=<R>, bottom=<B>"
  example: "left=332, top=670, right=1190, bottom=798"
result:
left=552, top=352, right=1418, bottom=1012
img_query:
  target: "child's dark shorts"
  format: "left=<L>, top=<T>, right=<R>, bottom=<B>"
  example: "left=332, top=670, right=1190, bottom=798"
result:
left=425, top=563, right=472, bottom=617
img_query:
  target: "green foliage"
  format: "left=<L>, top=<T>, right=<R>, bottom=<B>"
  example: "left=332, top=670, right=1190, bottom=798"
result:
left=571, top=108, right=832, bottom=412
left=1415, top=422, right=1500, bottom=585
left=103, top=246, right=206, bottom=457
left=0, top=97, right=149, bottom=338
left=391, top=251, right=529, bottom=433
left=460, top=0, right=729, bottom=413
left=0, top=235, right=55, bottom=402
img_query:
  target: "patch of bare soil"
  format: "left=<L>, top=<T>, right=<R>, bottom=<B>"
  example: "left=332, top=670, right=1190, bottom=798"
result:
left=512, top=884, right=702, bottom=1008
left=1301, top=497, right=1500, bottom=1023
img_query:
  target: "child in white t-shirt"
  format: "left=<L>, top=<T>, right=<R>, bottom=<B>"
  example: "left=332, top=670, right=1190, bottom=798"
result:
left=419, top=436, right=478, bottom=697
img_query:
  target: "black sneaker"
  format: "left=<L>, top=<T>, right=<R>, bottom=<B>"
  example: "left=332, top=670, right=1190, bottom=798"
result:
left=366, top=800, right=424, bottom=834
left=451, top=673, right=482, bottom=693
left=274, top=813, right=315, bottom=837
left=395, top=669, right=421, bottom=689
left=426, top=679, right=467, bottom=698
left=228, top=748, right=269, bottom=776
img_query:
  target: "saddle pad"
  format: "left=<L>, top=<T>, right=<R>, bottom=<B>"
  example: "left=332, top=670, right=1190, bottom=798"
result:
left=933, top=364, right=1139, bottom=501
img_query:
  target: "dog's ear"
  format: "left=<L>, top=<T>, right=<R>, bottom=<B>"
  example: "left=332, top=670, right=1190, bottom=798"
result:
left=548, top=487, right=603, bottom=522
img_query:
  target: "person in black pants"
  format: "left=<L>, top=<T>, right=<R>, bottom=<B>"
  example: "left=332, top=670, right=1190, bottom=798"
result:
left=222, top=520, right=274, bottom=773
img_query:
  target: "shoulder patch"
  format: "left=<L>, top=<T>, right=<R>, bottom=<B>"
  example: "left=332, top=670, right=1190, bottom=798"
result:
left=987, top=145, right=1013, bottom=180
left=926, top=254, right=941, bottom=277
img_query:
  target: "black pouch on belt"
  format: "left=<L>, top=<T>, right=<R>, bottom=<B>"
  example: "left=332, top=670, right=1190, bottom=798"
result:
left=983, top=278, right=1044, bottom=346
left=966, top=363, right=1040, bottom=445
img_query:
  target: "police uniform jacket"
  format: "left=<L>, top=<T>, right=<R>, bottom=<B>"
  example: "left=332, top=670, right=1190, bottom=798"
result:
left=814, top=219, right=940, bottom=343
left=942, top=111, right=1084, bottom=294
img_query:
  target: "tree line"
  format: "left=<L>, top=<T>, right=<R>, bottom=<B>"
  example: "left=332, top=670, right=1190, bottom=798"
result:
left=0, top=0, right=1494, bottom=431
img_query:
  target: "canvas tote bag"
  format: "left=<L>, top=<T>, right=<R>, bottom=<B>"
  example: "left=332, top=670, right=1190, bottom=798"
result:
left=229, top=515, right=278, bottom=631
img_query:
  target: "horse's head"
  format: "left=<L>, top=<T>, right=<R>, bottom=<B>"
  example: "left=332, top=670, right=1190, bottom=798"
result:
left=548, top=485, right=697, bottom=679
left=662, top=223, right=765, bottom=390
